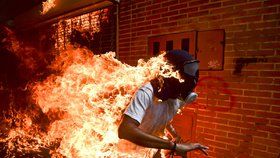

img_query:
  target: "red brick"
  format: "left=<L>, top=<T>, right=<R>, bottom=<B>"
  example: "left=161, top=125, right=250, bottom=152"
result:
left=189, top=10, right=209, bottom=17
left=136, top=1, right=151, bottom=8
left=267, top=146, right=279, bottom=153
left=257, top=98, right=280, bottom=105
left=253, top=150, right=278, bottom=158
left=145, top=24, right=159, bottom=30
left=179, top=7, right=198, bottom=14
left=241, top=129, right=268, bottom=138
left=152, top=18, right=168, bottom=24
left=256, top=111, right=280, bottom=119
left=208, top=106, right=233, bottom=112
left=242, top=116, right=269, bottom=124
left=198, top=109, right=217, bottom=117
left=199, top=15, right=221, bottom=21
left=222, top=0, right=247, bottom=6
left=216, top=124, right=241, bottom=133
left=235, top=1, right=262, bottom=10
left=244, top=90, right=272, bottom=98
left=263, top=0, right=280, bottom=6
left=216, top=100, right=240, bottom=109
left=146, top=14, right=161, bottom=20
left=162, top=0, right=179, bottom=7
left=132, top=17, right=145, bottom=23
left=204, top=139, right=227, bottom=148
left=210, top=6, right=234, bottom=14
left=270, top=119, right=280, bottom=126
left=204, top=128, right=227, bottom=137
left=269, top=133, right=280, bottom=141
left=243, top=103, right=270, bottom=111
left=253, top=137, right=279, bottom=147
left=273, top=92, right=280, bottom=99
left=274, top=78, right=280, bottom=85
left=222, top=10, right=247, bottom=19
left=229, top=120, right=255, bottom=129
left=228, top=83, right=257, bottom=89
left=248, top=7, right=278, bottom=15
left=146, top=4, right=161, bottom=11
left=137, top=21, right=151, bottom=27
left=169, top=2, right=188, bottom=10
left=207, top=93, right=230, bottom=100
left=161, top=10, right=179, bottom=17
left=215, top=148, right=232, bottom=157
left=267, top=57, right=280, bottom=63
left=246, top=63, right=275, bottom=70
left=234, top=96, right=257, bottom=103
left=228, top=132, right=253, bottom=142
left=152, top=7, right=168, bottom=14
left=246, top=50, right=276, bottom=56
left=136, top=30, right=151, bottom=36
left=241, top=71, right=259, bottom=77
left=216, top=136, right=239, bottom=145
left=168, top=14, right=187, bottom=21
left=199, top=2, right=221, bottom=10
left=224, top=24, right=247, bottom=31
left=132, top=7, right=146, bottom=14
left=244, top=77, right=274, bottom=84
left=231, top=108, right=255, bottom=116
left=217, top=113, right=242, bottom=121
left=197, top=126, right=206, bottom=134
left=271, top=106, right=280, bottom=113
left=234, top=43, right=261, bottom=51
left=248, top=21, right=278, bottom=29
left=160, top=21, right=177, bottom=27
left=197, top=115, right=229, bottom=125
left=189, top=0, right=209, bottom=7
left=197, top=132, right=215, bottom=140
left=197, top=120, right=216, bottom=129
left=251, top=143, right=267, bottom=151
left=258, top=85, right=280, bottom=91
left=262, top=42, right=280, bottom=49
left=256, top=125, right=280, bottom=133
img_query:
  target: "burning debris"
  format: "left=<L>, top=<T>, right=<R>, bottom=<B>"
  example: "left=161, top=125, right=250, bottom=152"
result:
left=42, top=0, right=56, bottom=14
left=0, top=27, right=180, bottom=157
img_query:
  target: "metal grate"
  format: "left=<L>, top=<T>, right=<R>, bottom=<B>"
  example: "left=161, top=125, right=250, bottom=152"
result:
left=51, top=7, right=116, bottom=54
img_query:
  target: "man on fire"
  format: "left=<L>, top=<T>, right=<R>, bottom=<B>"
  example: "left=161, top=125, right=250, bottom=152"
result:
left=118, top=50, right=208, bottom=157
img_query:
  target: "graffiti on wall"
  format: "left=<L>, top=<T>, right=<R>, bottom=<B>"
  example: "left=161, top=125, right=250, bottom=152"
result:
left=194, top=76, right=236, bottom=112
left=233, top=57, right=268, bottom=74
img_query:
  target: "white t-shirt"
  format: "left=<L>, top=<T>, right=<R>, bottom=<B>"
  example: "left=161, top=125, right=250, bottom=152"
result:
left=118, top=83, right=185, bottom=157
left=125, top=82, right=185, bottom=136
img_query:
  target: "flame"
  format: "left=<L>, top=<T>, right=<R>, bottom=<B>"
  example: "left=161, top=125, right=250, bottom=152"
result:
left=1, top=45, right=180, bottom=157
left=0, top=26, right=48, bottom=80
left=42, top=0, right=56, bottom=14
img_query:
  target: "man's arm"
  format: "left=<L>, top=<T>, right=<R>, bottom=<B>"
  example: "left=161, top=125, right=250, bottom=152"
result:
left=118, top=114, right=174, bottom=150
left=166, top=123, right=181, bottom=143
left=118, top=115, right=209, bottom=157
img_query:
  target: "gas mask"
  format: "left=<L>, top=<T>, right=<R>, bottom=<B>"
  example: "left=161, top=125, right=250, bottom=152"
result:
left=155, top=60, right=199, bottom=102
left=178, top=60, right=199, bottom=101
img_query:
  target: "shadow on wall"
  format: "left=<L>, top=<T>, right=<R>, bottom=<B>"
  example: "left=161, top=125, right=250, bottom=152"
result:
left=233, top=57, right=268, bottom=74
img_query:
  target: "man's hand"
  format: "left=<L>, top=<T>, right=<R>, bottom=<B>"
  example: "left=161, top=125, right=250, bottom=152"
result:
left=175, top=143, right=209, bottom=157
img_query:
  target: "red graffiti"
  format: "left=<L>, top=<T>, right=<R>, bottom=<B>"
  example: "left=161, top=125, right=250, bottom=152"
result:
left=195, top=76, right=236, bottom=112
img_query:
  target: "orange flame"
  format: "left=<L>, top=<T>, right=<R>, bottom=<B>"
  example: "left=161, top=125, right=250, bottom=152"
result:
left=1, top=45, right=180, bottom=157
left=42, top=0, right=56, bottom=14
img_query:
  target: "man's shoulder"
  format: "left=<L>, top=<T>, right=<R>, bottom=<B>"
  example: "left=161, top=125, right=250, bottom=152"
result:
left=139, top=82, right=153, bottom=96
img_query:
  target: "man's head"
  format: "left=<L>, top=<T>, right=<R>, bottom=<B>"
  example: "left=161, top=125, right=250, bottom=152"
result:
left=153, top=50, right=199, bottom=101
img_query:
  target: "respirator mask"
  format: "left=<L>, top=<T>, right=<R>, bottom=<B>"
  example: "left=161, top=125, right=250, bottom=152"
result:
left=177, top=60, right=199, bottom=102
left=155, top=59, right=199, bottom=102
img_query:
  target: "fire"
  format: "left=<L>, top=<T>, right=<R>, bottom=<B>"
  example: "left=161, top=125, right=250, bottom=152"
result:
left=42, top=0, right=56, bottom=14
left=1, top=45, right=180, bottom=157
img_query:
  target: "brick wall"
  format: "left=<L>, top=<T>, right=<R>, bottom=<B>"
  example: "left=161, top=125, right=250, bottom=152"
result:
left=118, top=0, right=280, bottom=157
